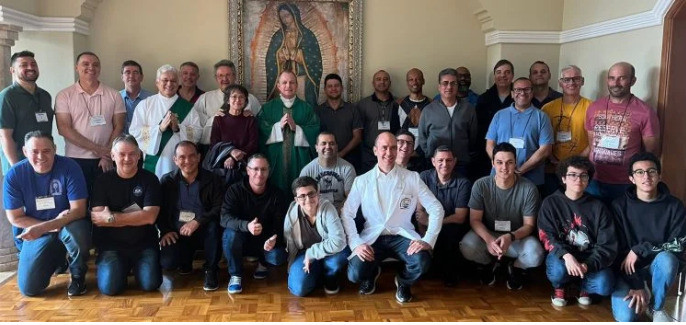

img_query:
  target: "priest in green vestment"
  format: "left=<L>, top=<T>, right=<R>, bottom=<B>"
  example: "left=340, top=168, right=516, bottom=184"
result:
left=258, top=70, right=319, bottom=192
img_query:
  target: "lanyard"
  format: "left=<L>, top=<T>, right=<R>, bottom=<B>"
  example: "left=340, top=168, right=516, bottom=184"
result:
left=556, top=99, right=580, bottom=132
left=509, top=108, right=533, bottom=139
left=80, top=92, right=102, bottom=118
left=377, top=100, right=390, bottom=122
left=603, top=95, right=632, bottom=136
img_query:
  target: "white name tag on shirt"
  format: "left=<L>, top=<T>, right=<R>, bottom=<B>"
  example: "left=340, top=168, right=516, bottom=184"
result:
left=409, top=128, right=420, bottom=149
left=89, top=115, right=106, bottom=126
left=556, top=131, right=572, bottom=142
left=179, top=210, right=195, bottom=223
left=598, top=135, right=621, bottom=150
left=494, top=220, right=511, bottom=232
left=35, top=196, right=56, bottom=211
left=378, top=121, right=391, bottom=130
left=508, top=137, right=525, bottom=149
left=35, top=112, right=49, bottom=122
left=122, top=203, right=142, bottom=213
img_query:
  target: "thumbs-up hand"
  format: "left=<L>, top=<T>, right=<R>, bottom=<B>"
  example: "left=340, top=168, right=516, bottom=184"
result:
left=248, top=218, right=262, bottom=236
left=264, top=234, right=277, bottom=251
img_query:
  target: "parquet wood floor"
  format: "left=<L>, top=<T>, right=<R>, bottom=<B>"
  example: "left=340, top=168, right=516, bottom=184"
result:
left=0, top=260, right=616, bottom=322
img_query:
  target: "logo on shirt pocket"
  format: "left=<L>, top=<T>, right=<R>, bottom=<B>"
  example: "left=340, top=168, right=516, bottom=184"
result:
left=399, top=195, right=412, bottom=210
left=133, top=185, right=143, bottom=197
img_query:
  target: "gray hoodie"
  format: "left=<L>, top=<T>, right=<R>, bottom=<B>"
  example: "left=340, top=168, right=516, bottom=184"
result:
left=283, top=200, right=347, bottom=267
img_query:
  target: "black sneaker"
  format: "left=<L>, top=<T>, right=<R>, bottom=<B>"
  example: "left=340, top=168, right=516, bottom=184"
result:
left=479, top=263, right=497, bottom=286
left=506, top=264, right=523, bottom=290
left=394, top=276, right=413, bottom=303
left=359, top=267, right=381, bottom=295
left=324, top=276, right=340, bottom=295
left=67, top=276, right=86, bottom=296
left=203, top=270, right=219, bottom=291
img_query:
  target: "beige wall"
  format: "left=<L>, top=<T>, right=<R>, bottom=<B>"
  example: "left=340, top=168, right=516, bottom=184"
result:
left=562, top=0, right=656, bottom=30
left=478, top=0, right=565, bottom=31
left=0, top=0, right=39, bottom=15
left=487, top=43, right=561, bottom=91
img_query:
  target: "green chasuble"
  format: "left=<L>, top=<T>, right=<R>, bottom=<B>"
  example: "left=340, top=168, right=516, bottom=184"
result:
left=258, top=97, right=319, bottom=192
left=143, top=98, right=194, bottom=173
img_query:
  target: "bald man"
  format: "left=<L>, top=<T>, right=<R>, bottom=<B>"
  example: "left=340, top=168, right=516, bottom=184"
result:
left=397, top=68, right=431, bottom=137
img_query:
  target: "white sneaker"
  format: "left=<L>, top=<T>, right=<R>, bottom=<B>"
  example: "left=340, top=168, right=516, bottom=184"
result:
left=228, top=276, right=242, bottom=294
left=651, top=309, right=673, bottom=322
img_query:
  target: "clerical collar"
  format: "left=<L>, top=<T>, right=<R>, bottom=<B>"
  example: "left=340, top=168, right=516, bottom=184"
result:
left=280, top=95, right=295, bottom=108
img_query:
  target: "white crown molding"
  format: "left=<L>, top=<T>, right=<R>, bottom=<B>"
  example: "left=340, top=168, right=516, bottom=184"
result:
left=484, top=0, right=674, bottom=46
left=0, top=6, right=89, bottom=35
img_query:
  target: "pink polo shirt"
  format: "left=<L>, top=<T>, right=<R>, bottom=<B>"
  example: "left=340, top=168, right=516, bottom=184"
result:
left=55, top=82, right=126, bottom=159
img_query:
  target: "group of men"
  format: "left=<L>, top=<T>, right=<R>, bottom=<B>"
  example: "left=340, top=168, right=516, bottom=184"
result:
left=0, top=49, right=683, bottom=322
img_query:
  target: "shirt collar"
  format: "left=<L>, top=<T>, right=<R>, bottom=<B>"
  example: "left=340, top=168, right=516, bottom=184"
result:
left=76, top=81, right=103, bottom=95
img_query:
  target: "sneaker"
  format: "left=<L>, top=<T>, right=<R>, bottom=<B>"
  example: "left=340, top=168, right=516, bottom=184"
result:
left=479, top=263, right=497, bottom=286
left=551, top=288, right=567, bottom=307
left=67, top=276, right=86, bottom=296
left=324, top=276, right=340, bottom=295
left=576, top=290, right=591, bottom=306
left=506, top=264, right=523, bottom=290
left=179, top=266, right=193, bottom=275
left=394, top=276, right=413, bottom=303
left=253, top=263, right=269, bottom=279
left=203, top=270, right=219, bottom=291
left=651, top=309, right=673, bottom=322
left=359, top=267, right=381, bottom=295
left=228, top=276, right=242, bottom=294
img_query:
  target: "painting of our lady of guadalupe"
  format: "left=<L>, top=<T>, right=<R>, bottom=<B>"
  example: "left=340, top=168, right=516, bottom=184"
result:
left=243, top=1, right=351, bottom=108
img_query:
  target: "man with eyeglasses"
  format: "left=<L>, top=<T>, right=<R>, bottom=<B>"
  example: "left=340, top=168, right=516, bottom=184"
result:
left=486, top=77, right=554, bottom=187
left=397, top=68, right=431, bottom=139
left=119, top=60, right=153, bottom=134
left=540, top=65, right=592, bottom=198
left=529, top=61, right=562, bottom=109
left=538, top=156, right=617, bottom=308
left=221, top=154, right=289, bottom=294
left=342, top=132, right=444, bottom=303
left=584, top=62, right=660, bottom=204
left=432, top=67, right=479, bottom=107
left=418, top=68, right=477, bottom=178
left=395, top=129, right=426, bottom=172
left=299, top=131, right=356, bottom=211
left=610, top=152, right=686, bottom=322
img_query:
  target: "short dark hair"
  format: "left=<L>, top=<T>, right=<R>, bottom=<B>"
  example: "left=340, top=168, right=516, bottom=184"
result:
left=324, top=73, right=342, bottom=85
left=433, top=145, right=453, bottom=158
left=628, top=152, right=661, bottom=175
left=174, top=140, right=199, bottom=155
left=112, top=134, right=139, bottom=149
left=492, top=142, right=516, bottom=161
left=291, top=176, right=319, bottom=196
left=557, top=156, right=595, bottom=181
left=494, top=59, right=514, bottom=74
left=76, top=51, right=99, bottom=64
left=316, top=131, right=336, bottom=144
left=529, top=60, right=550, bottom=74
left=180, top=61, right=200, bottom=72
left=121, top=60, right=143, bottom=75
left=395, top=129, right=415, bottom=142
left=24, top=130, right=54, bottom=145
left=11, top=50, right=34, bottom=66
left=214, top=59, right=235, bottom=73
left=438, top=68, right=457, bottom=83
left=221, top=84, right=249, bottom=111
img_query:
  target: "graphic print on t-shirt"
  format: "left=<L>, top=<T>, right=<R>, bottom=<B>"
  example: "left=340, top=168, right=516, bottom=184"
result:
left=590, top=109, right=632, bottom=166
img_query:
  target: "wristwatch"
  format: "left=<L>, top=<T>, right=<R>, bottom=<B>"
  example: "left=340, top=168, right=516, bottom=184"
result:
left=508, top=232, right=516, bottom=241
left=107, top=212, right=115, bottom=224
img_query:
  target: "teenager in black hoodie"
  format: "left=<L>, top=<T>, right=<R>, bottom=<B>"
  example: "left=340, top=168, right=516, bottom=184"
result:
left=610, top=152, right=686, bottom=322
left=538, top=156, right=617, bottom=307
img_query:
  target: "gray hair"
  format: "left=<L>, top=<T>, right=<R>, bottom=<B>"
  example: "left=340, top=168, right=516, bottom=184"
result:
left=559, top=65, right=582, bottom=78
left=438, top=68, right=457, bottom=83
left=156, top=64, right=178, bottom=80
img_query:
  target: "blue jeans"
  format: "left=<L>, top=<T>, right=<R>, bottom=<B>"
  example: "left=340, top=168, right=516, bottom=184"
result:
left=611, top=251, right=679, bottom=321
left=288, top=248, right=350, bottom=297
left=17, top=218, right=91, bottom=296
left=586, top=180, right=630, bottom=205
left=96, top=247, right=162, bottom=296
left=348, top=235, right=431, bottom=287
left=545, top=254, right=614, bottom=295
left=222, top=228, right=287, bottom=277
left=160, top=221, right=221, bottom=272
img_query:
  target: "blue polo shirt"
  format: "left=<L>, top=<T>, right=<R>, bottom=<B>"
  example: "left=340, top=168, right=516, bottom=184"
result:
left=485, top=104, right=554, bottom=185
left=3, top=155, right=87, bottom=221
left=120, top=88, right=153, bottom=134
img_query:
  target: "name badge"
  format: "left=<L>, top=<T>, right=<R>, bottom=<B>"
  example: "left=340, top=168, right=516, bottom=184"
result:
left=508, top=137, right=525, bottom=149
left=598, top=135, right=621, bottom=150
left=408, top=128, right=420, bottom=149
left=494, top=220, right=511, bottom=232
left=35, top=196, right=56, bottom=211
left=89, top=115, right=106, bottom=126
left=35, top=112, right=49, bottom=122
left=378, top=121, right=391, bottom=130
left=556, top=131, right=572, bottom=142
left=179, top=211, right=195, bottom=223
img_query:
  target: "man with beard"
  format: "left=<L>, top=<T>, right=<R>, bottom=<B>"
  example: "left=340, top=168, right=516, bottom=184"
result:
left=529, top=61, right=562, bottom=109
left=584, top=62, right=660, bottom=204
left=0, top=51, right=54, bottom=174
left=357, top=70, right=400, bottom=173
left=397, top=68, right=431, bottom=140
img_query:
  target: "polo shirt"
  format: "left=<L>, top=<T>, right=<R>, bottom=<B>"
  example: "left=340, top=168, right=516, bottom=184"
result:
left=314, top=100, right=362, bottom=150
left=419, top=169, right=471, bottom=216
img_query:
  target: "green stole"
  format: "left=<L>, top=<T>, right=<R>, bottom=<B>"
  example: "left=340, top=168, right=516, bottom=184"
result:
left=143, top=98, right=193, bottom=172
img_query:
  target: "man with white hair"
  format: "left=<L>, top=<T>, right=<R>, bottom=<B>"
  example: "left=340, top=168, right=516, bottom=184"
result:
left=130, top=64, right=202, bottom=179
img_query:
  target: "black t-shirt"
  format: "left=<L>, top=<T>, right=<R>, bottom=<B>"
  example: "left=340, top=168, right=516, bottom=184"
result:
left=91, top=169, right=162, bottom=250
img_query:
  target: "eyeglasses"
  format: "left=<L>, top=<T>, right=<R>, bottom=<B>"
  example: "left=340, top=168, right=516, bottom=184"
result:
left=440, top=81, right=458, bottom=87
left=560, top=77, right=584, bottom=84
left=632, top=168, right=659, bottom=177
left=512, top=87, right=533, bottom=94
left=565, top=173, right=589, bottom=181
left=295, top=191, right=318, bottom=200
